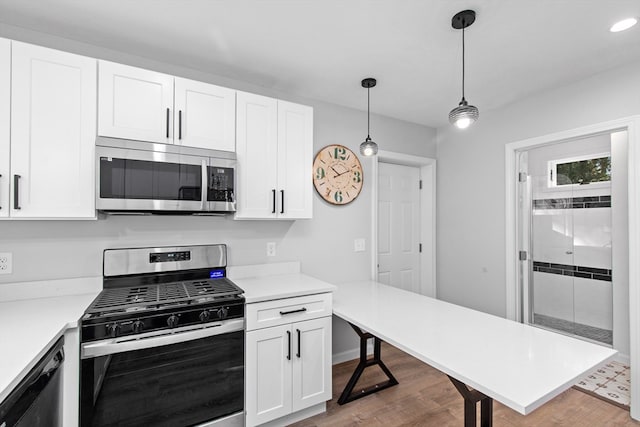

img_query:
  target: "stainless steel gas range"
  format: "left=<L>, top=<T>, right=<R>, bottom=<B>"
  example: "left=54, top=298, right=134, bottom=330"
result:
left=80, top=244, right=245, bottom=427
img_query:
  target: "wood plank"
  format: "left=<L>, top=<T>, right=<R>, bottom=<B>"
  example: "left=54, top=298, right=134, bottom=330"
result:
left=289, top=343, right=639, bottom=427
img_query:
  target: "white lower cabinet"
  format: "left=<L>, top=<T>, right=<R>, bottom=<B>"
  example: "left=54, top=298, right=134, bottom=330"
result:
left=245, top=294, right=332, bottom=426
left=61, top=327, right=80, bottom=427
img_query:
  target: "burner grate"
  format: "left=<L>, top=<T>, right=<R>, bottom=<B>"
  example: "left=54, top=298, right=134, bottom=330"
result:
left=86, top=278, right=243, bottom=314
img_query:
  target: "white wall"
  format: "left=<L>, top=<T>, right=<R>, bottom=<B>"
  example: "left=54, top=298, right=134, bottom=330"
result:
left=0, top=24, right=437, bottom=358
left=436, top=58, right=640, bottom=317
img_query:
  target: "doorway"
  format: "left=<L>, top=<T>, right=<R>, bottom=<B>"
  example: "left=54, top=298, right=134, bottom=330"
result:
left=371, top=151, right=436, bottom=297
left=517, top=132, right=627, bottom=347
left=504, top=115, right=640, bottom=420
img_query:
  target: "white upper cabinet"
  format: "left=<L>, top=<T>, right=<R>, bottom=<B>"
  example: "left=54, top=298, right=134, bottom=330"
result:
left=277, top=100, right=313, bottom=219
left=0, top=38, right=10, bottom=218
left=98, top=61, right=174, bottom=144
left=236, top=92, right=313, bottom=219
left=236, top=91, right=279, bottom=218
left=174, top=77, right=236, bottom=151
left=10, top=42, right=96, bottom=218
left=98, top=61, right=236, bottom=151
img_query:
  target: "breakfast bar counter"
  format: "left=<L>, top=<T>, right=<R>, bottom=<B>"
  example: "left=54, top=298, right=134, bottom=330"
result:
left=332, top=281, right=617, bottom=424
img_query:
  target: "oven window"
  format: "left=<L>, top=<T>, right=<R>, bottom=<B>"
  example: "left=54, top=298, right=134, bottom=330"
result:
left=81, top=331, right=243, bottom=427
left=100, top=158, right=202, bottom=201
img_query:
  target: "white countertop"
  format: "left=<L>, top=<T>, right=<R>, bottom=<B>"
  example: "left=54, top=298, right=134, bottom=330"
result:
left=0, top=267, right=335, bottom=404
left=0, top=279, right=100, bottom=404
left=234, top=273, right=336, bottom=303
left=333, top=281, right=617, bottom=415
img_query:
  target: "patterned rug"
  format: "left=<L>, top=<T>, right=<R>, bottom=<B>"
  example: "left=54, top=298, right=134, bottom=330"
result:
left=574, top=360, right=630, bottom=409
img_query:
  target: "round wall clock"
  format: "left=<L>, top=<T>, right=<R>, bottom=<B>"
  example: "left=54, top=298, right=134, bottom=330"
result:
left=312, top=144, right=363, bottom=205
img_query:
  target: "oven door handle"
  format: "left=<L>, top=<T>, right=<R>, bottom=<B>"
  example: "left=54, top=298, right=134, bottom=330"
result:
left=81, top=318, right=244, bottom=359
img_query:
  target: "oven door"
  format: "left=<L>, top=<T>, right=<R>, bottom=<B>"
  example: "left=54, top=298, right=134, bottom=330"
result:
left=96, top=145, right=208, bottom=212
left=80, top=320, right=244, bottom=427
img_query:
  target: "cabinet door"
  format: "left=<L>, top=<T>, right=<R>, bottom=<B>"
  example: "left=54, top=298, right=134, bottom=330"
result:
left=98, top=60, right=173, bottom=143
left=0, top=38, right=9, bottom=218
left=246, top=325, right=292, bottom=426
left=292, top=317, right=332, bottom=412
left=10, top=42, right=96, bottom=218
left=235, top=91, right=278, bottom=219
left=174, top=77, right=235, bottom=151
left=277, top=100, right=313, bottom=219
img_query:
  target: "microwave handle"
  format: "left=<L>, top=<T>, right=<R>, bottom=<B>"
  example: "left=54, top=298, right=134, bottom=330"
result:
left=201, top=160, right=208, bottom=210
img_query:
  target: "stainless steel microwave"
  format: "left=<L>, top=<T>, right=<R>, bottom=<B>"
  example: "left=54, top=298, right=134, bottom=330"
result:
left=96, top=137, right=236, bottom=214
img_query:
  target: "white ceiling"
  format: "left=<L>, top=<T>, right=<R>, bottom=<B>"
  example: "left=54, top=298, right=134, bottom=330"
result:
left=0, top=0, right=639, bottom=128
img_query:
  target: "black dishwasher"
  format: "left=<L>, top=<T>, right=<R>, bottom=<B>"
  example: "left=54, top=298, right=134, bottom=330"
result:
left=0, top=337, right=64, bottom=427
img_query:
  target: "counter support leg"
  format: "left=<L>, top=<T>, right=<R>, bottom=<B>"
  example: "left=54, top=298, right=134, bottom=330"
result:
left=448, top=375, right=493, bottom=427
left=337, top=323, right=399, bottom=405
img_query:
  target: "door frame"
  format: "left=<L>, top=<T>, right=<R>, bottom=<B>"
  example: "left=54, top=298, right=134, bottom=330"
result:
left=371, top=150, right=437, bottom=297
left=504, top=115, right=640, bottom=419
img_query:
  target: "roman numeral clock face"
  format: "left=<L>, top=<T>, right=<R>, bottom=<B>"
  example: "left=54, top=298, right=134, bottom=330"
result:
left=312, top=145, right=363, bottom=205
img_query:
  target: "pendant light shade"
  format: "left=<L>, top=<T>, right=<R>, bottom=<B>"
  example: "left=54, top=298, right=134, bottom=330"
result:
left=449, top=10, right=479, bottom=129
left=359, top=77, right=378, bottom=156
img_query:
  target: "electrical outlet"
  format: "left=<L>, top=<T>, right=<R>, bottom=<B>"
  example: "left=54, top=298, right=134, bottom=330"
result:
left=266, top=242, right=276, bottom=257
left=354, top=238, right=366, bottom=252
left=0, top=252, right=12, bottom=275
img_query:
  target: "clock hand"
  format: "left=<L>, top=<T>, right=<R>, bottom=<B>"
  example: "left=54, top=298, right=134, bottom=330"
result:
left=334, top=170, right=351, bottom=178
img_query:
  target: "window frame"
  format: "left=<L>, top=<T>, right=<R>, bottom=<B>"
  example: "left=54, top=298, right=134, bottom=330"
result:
left=547, top=151, right=612, bottom=188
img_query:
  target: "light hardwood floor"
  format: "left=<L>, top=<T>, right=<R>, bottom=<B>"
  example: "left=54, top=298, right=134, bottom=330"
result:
left=289, top=343, right=640, bottom=427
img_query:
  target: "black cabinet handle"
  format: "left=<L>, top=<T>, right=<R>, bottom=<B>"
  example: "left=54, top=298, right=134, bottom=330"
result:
left=178, top=110, right=182, bottom=140
left=13, top=174, right=21, bottom=210
left=296, top=329, right=301, bottom=358
left=272, top=189, right=276, bottom=214
left=280, top=190, right=284, bottom=214
left=286, top=330, right=291, bottom=361
left=279, top=307, right=307, bottom=316
left=166, top=108, right=170, bottom=138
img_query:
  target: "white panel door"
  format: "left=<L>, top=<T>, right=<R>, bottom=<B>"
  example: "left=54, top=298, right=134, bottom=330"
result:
left=277, top=100, right=313, bottom=219
left=378, top=162, right=421, bottom=292
left=174, top=77, right=236, bottom=151
left=10, top=42, right=96, bottom=218
left=292, top=317, right=332, bottom=412
left=245, top=325, right=292, bottom=426
left=235, top=91, right=278, bottom=219
left=98, top=60, right=173, bottom=143
left=0, top=38, right=9, bottom=218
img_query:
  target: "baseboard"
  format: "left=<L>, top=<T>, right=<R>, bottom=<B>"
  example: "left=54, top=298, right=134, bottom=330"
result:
left=614, top=352, right=630, bottom=365
left=259, top=403, right=326, bottom=427
left=332, top=343, right=374, bottom=365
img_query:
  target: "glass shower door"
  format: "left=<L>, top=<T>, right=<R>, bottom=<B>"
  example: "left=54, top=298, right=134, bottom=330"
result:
left=531, top=187, right=578, bottom=337
left=525, top=144, right=613, bottom=345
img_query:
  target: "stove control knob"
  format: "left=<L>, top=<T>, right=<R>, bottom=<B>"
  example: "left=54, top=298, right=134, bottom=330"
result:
left=217, top=307, right=228, bottom=319
left=132, top=320, right=144, bottom=333
left=199, top=310, right=210, bottom=322
left=167, top=314, right=179, bottom=328
left=107, top=323, right=120, bottom=338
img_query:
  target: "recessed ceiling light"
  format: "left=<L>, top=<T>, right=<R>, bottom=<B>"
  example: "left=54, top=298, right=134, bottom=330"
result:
left=610, top=17, right=637, bottom=32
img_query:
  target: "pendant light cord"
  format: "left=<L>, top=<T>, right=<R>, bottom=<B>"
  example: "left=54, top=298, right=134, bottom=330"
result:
left=461, top=24, right=466, bottom=100
left=367, top=87, right=371, bottom=138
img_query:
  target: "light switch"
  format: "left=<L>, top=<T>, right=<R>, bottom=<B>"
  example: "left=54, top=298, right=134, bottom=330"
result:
left=354, top=239, right=365, bottom=252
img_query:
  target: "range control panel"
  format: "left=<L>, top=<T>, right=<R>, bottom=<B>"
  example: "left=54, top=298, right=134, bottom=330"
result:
left=149, top=251, right=191, bottom=263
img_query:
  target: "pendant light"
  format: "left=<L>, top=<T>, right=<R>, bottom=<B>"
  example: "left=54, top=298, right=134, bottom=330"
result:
left=359, top=77, right=378, bottom=156
left=449, top=10, right=479, bottom=129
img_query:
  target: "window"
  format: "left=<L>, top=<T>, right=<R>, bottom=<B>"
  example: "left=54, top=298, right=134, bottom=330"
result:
left=548, top=153, right=611, bottom=187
